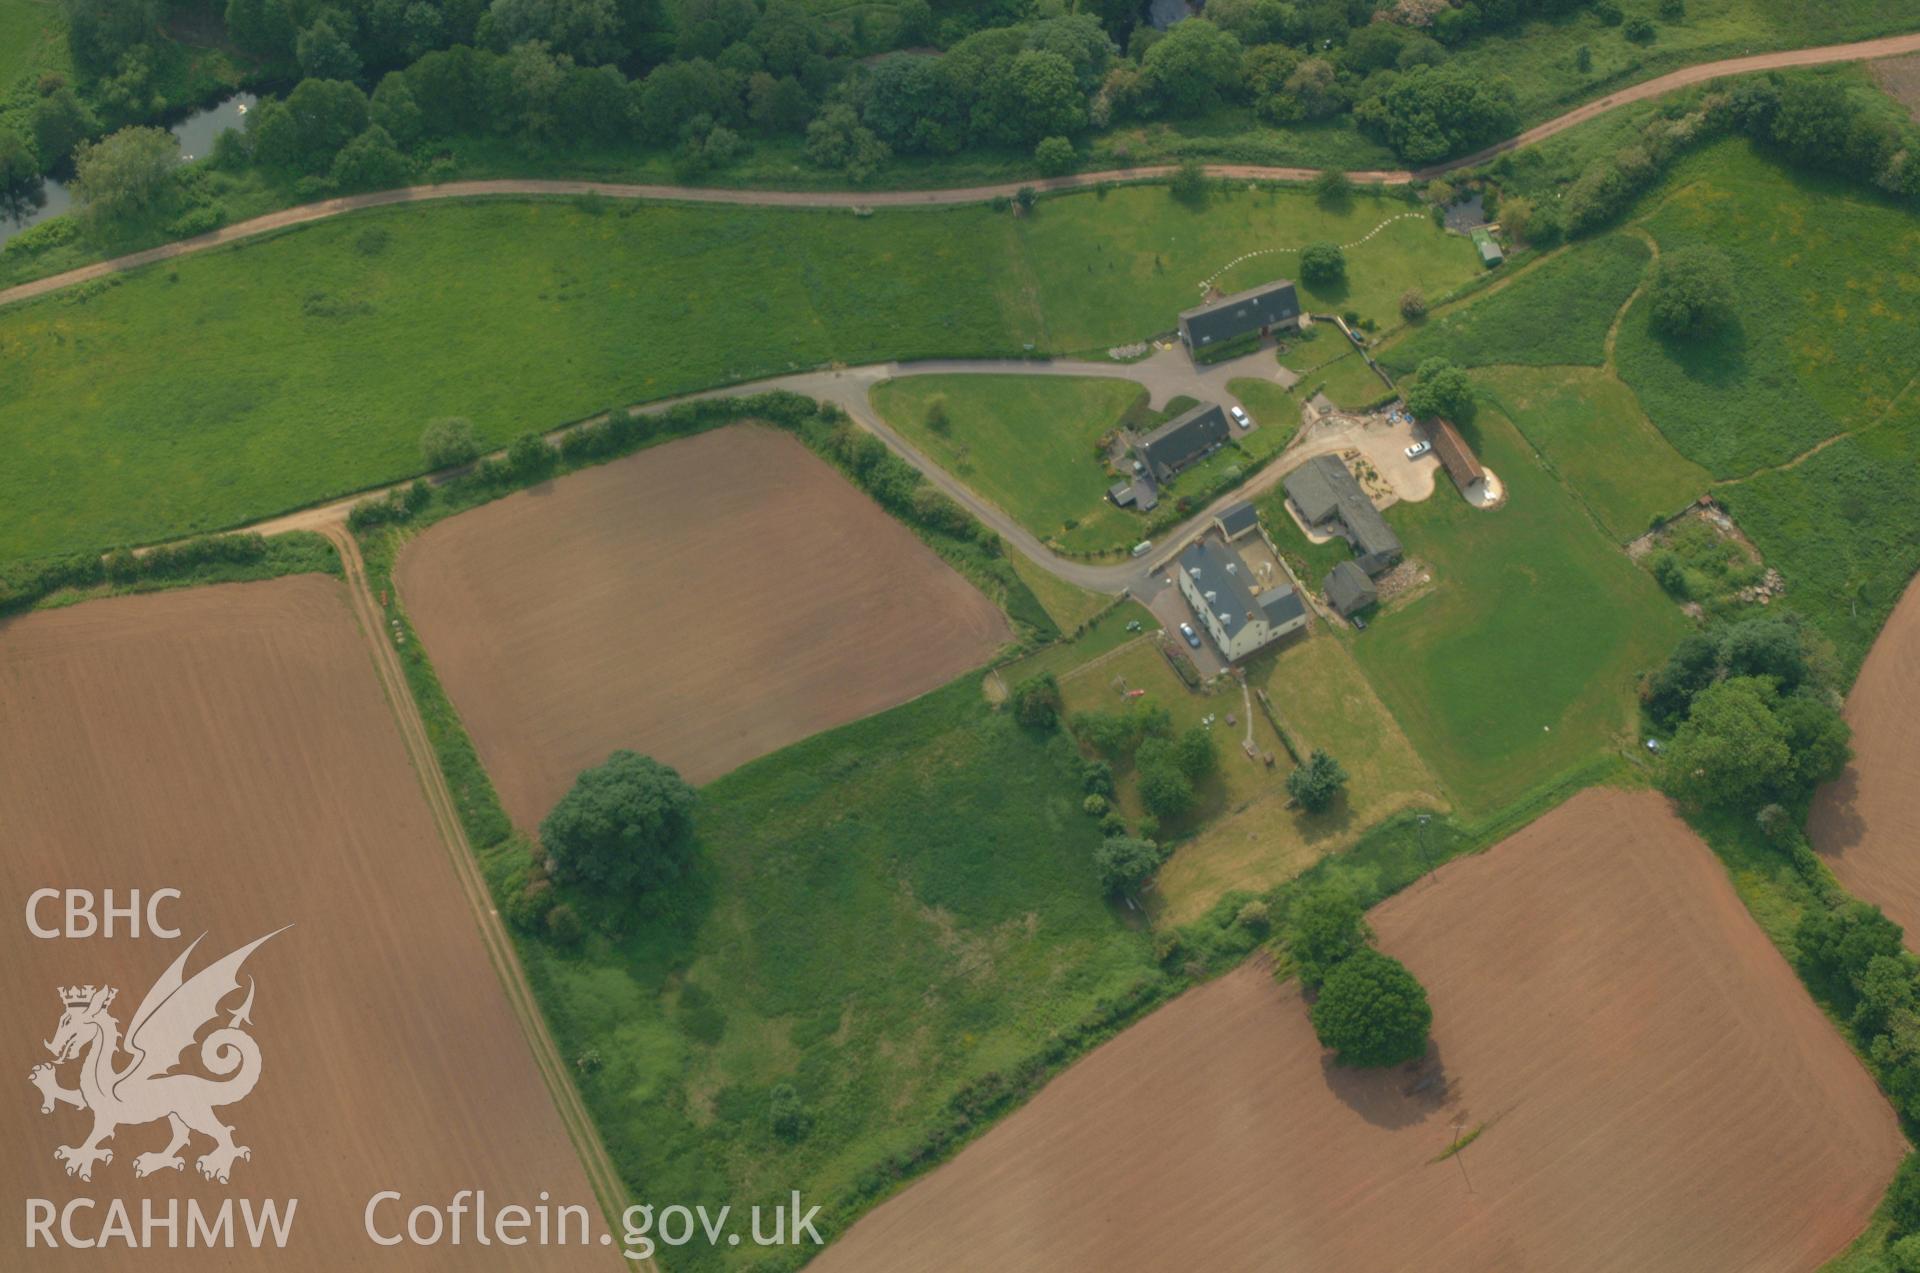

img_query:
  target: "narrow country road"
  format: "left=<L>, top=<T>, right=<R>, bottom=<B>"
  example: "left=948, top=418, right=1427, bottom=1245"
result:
left=245, top=345, right=1357, bottom=604
left=3, top=31, right=1918, bottom=311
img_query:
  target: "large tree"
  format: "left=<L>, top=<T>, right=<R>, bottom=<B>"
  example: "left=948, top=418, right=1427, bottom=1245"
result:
left=540, top=751, right=698, bottom=894
left=1093, top=835, right=1162, bottom=897
left=1310, top=948, right=1433, bottom=1067
left=250, top=79, right=369, bottom=174
left=72, top=125, right=176, bottom=227
left=1286, top=748, right=1348, bottom=813
left=1140, top=17, right=1241, bottom=116
left=1287, top=884, right=1368, bottom=988
left=1659, top=675, right=1793, bottom=808
left=1647, top=246, right=1735, bottom=340
left=1354, top=62, right=1518, bottom=164
left=1403, top=356, right=1473, bottom=420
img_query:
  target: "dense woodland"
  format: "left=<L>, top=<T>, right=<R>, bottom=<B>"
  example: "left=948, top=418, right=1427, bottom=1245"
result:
left=6, top=0, right=1592, bottom=197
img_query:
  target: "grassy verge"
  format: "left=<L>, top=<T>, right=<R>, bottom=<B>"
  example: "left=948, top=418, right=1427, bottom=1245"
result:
left=0, top=529, right=339, bottom=617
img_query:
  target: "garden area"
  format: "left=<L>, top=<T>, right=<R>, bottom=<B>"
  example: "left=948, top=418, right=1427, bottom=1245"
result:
left=1153, top=632, right=1446, bottom=925
left=1350, top=404, right=1687, bottom=816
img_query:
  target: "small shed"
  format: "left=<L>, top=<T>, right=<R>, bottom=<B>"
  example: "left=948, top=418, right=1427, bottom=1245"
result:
left=1109, top=481, right=1137, bottom=508
left=1472, top=227, right=1505, bottom=268
left=1216, top=500, right=1259, bottom=540
left=1323, top=560, right=1378, bottom=617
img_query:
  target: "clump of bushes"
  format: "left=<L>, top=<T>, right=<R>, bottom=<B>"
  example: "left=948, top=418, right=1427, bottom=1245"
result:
left=1283, top=883, right=1432, bottom=1067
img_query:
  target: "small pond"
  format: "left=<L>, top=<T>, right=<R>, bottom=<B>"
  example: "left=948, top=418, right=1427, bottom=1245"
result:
left=0, top=92, right=257, bottom=248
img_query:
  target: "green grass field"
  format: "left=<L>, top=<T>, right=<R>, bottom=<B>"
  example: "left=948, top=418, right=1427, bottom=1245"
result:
left=1475, top=364, right=1710, bottom=541
left=0, top=0, right=59, bottom=91
left=508, top=677, right=1156, bottom=1267
left=1446, top=0, right=1920, bottom=133
left=1615, top=141, right=1920, bottom=477
left=1382, top=232, right=1651, bottom=374
left=0, top=184, right=1478, bottom=563
left=1719, top=400, right=1920, bottom=674
left=870, top=374, right=1144, bottom=548
left=1350, top=402, right=1688, bottom=815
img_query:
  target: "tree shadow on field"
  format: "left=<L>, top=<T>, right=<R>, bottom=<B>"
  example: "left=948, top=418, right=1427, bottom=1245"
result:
left=1808, top=764, right=1866, bottom=858
left=1320, top=1039, right=1452, bottom=1130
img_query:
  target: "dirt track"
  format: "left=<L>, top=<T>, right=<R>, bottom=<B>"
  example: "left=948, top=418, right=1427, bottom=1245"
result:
left=3, top=32, right=1917, bottom=312
left=811, top=789, right=1902, bottom=1273
left=1814, top=574, right=1920, bottom=944
left=0, top=577, right=617, bottom=1269
left=395, top=425, right=1010, bottom=828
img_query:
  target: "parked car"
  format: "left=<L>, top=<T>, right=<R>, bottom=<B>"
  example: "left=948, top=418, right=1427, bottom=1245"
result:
left=1130, top=540, right=1153, bottom=558
left=1229, top=406, right=1251, bottom=429
left=1405, top=440, right=1432, bottom=459
left=1179, top=622, right=1201, bottom=649
left=1131, top=459, right=1146, bottom=474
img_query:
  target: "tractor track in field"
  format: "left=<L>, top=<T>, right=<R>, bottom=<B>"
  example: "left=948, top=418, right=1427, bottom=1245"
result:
left=320, top=524, right=642, bottom=1270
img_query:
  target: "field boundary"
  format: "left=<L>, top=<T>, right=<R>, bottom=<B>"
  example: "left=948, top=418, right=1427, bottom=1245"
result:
left=321, top=526, right=637, bottom=1266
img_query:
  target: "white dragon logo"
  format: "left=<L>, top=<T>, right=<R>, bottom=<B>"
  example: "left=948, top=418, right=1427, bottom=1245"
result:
left=28, top=929, right=286, bottom=1184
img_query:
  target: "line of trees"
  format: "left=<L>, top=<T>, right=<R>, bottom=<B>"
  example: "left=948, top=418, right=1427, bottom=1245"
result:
left=6, top=0, right=1566, bottom=223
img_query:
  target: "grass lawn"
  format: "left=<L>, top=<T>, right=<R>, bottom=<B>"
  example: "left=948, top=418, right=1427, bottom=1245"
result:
left=0, top=183, right=1478, bottom=564
left=1381, top=232, right=1651, bottom=374
left=1154, top=633, right=1447, bottom=924
left=1256, top=484, right=1358, bottom=584
left=1615, top=140, right=1920, bottom=477
left=994, top=601, right=1158, bottom=693
left=507, top=677, right=1157, bottom=1267
left=1301, top=350, right=1397, bottom=411
left=1350, top=401, right=1688, bottom=816
left=0, top=0, right=59, bottom=91
left=870, top=374, right=1143, bottom=548
left=1475, top=365, right=1711, bottom=541
left=1227, top=377, right=1303, bottom=458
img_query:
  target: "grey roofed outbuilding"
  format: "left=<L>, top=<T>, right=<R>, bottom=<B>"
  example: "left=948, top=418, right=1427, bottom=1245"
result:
left=1257, top=585, right=1306, bottom=629
left=1178, top=538, right=1264, bottom=641
left=1282, top=454, right=1402, bottom=575
left=1178, top=280, right=1302, bottom=350
left=1108, top=480, right=1136, bottom=507
left=1137, top=403, right=1230, bottom=481
left=1216, top=500, right=1259, bottom=539
left=1323, top=560, right=1377, bottom=616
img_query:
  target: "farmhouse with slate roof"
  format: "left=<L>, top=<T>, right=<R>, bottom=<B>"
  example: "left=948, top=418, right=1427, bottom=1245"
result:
left=1177, top=281, right=1302, bottom=357
left=1282, top=454, right=1403, bottom=575
left=1177, top=536, right=1308, bottom=662
left=1136, top=403, right=1230, bottom=482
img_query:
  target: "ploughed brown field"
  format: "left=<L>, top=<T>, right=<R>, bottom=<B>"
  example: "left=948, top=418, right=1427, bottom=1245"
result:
left=0, top=578, right=611, bottom=1270
left=395, top=424, right=1011, bottom=828
left=1814, top=575, right=1920, bottom=945
left=813, top=789, right=1902, bottom=1273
